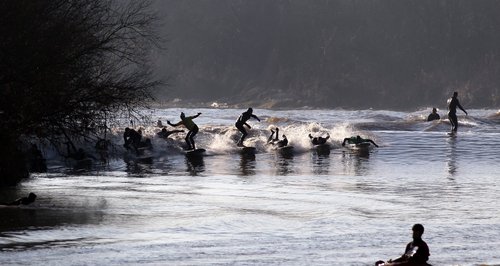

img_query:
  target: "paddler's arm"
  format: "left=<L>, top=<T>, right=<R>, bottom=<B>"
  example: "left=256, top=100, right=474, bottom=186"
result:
left=341, top=138, right=348, bottom=146
left=368, top=139, right=379, bottom=147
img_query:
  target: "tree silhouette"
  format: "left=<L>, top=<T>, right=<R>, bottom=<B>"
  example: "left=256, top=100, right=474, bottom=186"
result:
left=0, top=0, right=160, bottom=186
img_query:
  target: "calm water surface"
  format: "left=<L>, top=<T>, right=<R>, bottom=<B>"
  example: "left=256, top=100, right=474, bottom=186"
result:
left=1, top=108, right=499, bottom=265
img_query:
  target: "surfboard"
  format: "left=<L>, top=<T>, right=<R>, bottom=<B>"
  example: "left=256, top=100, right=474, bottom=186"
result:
left=277, top=145, right=294, bottom=157
left=314, top=143, right=330, bottom=154
left=240, top=146, right=257, bottom=155
left=186, top=148, right=206, bottom=156
left=347, top=142, right=371, bottom=149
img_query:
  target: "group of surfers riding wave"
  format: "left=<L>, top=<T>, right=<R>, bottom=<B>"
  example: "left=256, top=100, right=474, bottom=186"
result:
left=122, top=107, right=380, bottom=156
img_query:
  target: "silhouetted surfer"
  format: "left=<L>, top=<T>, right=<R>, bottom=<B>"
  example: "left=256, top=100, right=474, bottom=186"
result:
left=123, top=127, right=142, bottom=154
left=1, top=192, right=37, bottom=206
left=267, top=128, right=288, bottom=147
left=235, top=108, right=261, bottom=147
left=376, top=224, right=430, bottom=265
left=427, top=108, right=440, bottom=122
left=447, top=91, right=467, bottom=133
left=168, top=112, right=201, bottom=150
left=309, top=133, right=330, bottom=145
left=342, top=135, right=379, bottom=147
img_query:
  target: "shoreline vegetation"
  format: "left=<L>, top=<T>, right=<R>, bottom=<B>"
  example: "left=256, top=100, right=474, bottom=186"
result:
left=0, top=0, right=160, bottom=186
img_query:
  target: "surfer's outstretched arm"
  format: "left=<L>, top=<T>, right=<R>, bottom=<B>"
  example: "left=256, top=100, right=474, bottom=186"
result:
left=167, top=120, right=182, bottom=127
left=368, top=139, right=379, bottom=147
left=189, top=113, right=202, bottom=119
left=458, top=103, right=467, bottom=115
left=251, top=114, right=261, bottom=122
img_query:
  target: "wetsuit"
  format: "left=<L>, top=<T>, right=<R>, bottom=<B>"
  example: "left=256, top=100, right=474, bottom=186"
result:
left=427, top=112, right=440, bottom=122
left=124, top=128, right=142, bottom=147
left=447, top=96, right=466, bottom=132
left=404, top=238, right=430, bottom=264
left=310, top=134, right=329, bottom=145
left=235, top=110, right=260, bottom=146
left=342, top=136, right=379, bottom=147
left=4, top=193, right=37, bottom=206
left=345, top=136, right=362, bottom=144
left=182, top=117, right=199, bottom=150
left=169, top=114, right=201, bottom=150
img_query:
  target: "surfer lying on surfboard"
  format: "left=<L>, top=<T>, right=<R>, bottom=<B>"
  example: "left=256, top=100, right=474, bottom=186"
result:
left=1, top=192, right=37, bottom=206
left=309, top=133, right=330, bottom=145
left=342, top=135, right=379, bottom=147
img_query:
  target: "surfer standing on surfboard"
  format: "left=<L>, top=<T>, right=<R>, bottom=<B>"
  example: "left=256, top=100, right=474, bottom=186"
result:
left=447, top=91, right=467, bottom=133
left=235, top=108, right=261, bottom=147
left=168, top=112, right=201, bottom=150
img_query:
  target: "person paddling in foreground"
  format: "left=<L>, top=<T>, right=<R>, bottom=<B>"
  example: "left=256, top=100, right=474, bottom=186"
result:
left=1, top=192, right=37, bottom=206
left=235, top=108, right=261, bottom=147
left=168, top=112, right=201, bottom=150
left=342, top=135, right=379, bottom=147
left=376, top=223, right=430, bottom=266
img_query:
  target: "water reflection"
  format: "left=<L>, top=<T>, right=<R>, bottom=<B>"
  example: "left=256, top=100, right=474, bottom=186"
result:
left=239, top=153, right=256, bottom=176
left=446, top=135, right=458, bottom=178
left=0, top=191, right=107, bottom=233
left=275, top=150, right=294, bottom=175
left=125, top=160, right=153, bottom=176
left=340, top=150, right=371, bottom=176
left=185, top=155, right=205, bottom=176
left=311, top=152, right=330, bottom=175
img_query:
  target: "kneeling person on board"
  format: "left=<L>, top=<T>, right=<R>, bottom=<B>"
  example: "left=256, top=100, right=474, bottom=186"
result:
left=342, top=135, right=379, bottom=147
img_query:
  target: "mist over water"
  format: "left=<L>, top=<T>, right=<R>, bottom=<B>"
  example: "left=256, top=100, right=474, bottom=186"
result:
left=1, top=108, right=500, bottom=265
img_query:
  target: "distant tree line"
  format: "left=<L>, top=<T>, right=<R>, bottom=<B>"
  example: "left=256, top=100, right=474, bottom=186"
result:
left=0, top=0, right=160, bottom=186
left=156, top=0, right=500, bottom=109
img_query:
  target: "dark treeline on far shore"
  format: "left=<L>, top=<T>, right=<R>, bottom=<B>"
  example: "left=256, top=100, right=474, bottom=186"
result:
left=154, top=0, right=500, bottom=110
left=0, top=0, right=160, bottom=186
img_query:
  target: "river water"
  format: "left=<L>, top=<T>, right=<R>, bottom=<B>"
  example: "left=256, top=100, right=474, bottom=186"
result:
left=1, top=108, right=500, bottom=265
